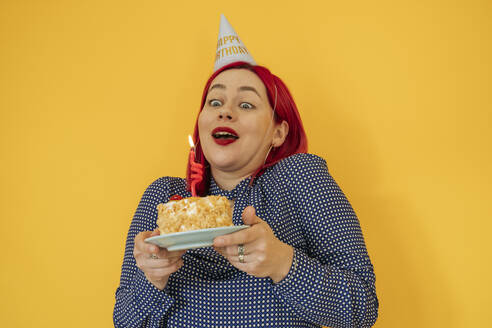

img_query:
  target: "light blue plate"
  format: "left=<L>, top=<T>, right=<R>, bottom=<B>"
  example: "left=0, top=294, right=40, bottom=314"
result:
left=145, top=225, right=250, bottom=251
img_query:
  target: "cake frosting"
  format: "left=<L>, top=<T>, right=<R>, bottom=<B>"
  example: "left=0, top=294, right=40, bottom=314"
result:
left=156, top=195, right=233, bottom=234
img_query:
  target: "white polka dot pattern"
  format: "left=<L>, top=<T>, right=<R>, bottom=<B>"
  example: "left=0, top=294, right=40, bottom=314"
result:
left=114, top=153, right=379, bottom=327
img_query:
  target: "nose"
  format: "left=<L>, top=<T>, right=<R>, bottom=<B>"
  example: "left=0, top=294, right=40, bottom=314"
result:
left=218, top=106, right=234, bottom=121
left=219, top=113, right=233, bottom=120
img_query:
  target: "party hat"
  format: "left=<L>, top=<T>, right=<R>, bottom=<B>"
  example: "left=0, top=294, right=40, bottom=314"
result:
left=214, top=14, right=256, bottom=72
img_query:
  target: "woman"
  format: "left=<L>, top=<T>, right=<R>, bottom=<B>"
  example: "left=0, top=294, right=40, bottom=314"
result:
left=113, top=61, right=379, bottom=327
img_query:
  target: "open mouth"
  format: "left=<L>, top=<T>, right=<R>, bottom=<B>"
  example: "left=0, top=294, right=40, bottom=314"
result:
left=211, top=127, right=239, bottom=145
left=212, top=127, right=239, bottom=140
left=213, top=131, right=239, bottom=139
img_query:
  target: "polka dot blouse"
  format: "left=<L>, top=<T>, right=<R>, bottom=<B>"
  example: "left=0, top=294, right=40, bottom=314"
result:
left=114, top=153, right=379, bottom=327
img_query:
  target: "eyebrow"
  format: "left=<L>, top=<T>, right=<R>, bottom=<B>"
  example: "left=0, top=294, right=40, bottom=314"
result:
left=208, top=84, right=262, bottom=99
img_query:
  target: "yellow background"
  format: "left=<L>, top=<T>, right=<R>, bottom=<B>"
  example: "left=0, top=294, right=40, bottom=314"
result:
left=1, top=0, right=491, bottom=327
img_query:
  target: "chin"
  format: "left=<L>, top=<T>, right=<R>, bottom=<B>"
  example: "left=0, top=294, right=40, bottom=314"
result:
left=203, top=143, right=237, bottom=165
left=208, top=157, right=238, bottom=171
left=203, top=142, right=266, bottom=173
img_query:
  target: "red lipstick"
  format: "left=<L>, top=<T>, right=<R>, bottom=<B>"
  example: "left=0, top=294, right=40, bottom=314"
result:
left=212, top=127, right=239, bottom=146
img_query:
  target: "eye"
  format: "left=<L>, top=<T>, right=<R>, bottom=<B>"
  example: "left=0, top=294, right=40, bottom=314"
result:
left=209, top=99, right=222, bottom=107
left=239, top=102, right=254, bottom=109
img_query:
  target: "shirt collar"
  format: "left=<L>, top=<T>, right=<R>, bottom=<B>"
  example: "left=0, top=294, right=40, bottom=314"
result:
left=209, top=175, right=252, bottom=200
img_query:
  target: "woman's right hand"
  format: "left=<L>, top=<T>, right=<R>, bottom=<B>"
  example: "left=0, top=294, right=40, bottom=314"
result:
left=133, top=229, right=186, bottom=290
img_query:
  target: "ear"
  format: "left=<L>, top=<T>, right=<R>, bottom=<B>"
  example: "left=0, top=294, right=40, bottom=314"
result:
left=271, top=120, right=289, bottom=148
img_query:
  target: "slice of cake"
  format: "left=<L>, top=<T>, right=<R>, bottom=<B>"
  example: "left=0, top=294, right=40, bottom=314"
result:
left=156, top=195, right=233, bottom=234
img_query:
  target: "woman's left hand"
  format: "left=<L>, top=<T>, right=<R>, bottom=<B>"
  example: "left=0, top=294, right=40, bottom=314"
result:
left=213, top=206, right=294, bottom=283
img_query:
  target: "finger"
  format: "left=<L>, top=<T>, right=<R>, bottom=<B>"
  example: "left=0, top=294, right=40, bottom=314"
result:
left=135, top=230, right=153, bottom=243
left=227, top=260, right=255, bottom=274
left=242, top=206, right=262, bottom=225
left=213, top=246, right=232, bottom=258
left=135, top=231, right=155, bottom=252
left=213, top=226, right=257, bottom=247
left=146, top=243, right=161, bottom=254
left=145, top=238, right=171, bottom=255
left=214, top=247, right=249, bottom=266
left=213, top=246, right=227, bottom=257
left=228, top=253, right=261, bottom=265
left=144, top=230, right=162, bottom=253
left=146, top=259, right=184, bottom=277
left=143, top=247, right=185, bottom=261
left=155, top=248, right=186, bottom=259
left=213, top=246, right=225, bottom=257
left=219, top=243, right=255, bottom=257
left=146, top=256, right=182, bottom=269
left=228, top=253, right=250, bottom=264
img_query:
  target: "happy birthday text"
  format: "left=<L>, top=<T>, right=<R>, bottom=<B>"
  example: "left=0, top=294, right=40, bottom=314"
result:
left=215, top=35, right=249, bottom=62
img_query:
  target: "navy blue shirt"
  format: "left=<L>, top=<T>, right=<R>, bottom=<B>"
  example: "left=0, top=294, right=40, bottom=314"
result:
left=114, top=153, right=378, bottom=327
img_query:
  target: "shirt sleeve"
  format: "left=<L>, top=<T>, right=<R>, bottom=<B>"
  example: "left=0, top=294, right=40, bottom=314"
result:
left=271, top=154, right=379, bottom=328
left=113, top=178, right=175, bottom=328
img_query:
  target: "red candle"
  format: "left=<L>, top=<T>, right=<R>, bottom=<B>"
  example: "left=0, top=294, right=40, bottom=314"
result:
left=188, top=135, right=203, bottom=197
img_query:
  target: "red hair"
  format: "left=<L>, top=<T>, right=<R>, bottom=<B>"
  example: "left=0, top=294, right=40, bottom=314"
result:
left=187, top=61, right=308, bottom=196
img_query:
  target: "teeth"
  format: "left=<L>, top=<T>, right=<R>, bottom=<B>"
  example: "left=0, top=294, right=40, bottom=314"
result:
left=213, top=131, right=238, bottom=138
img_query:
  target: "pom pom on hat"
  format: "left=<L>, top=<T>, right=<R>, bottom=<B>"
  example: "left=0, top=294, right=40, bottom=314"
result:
left=214, top=14, right=256, bottom=72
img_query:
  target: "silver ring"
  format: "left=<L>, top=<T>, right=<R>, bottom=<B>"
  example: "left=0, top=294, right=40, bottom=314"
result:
left=150, top=254, right=158, bottom=260
left=238, top=244, right=245, bottom=263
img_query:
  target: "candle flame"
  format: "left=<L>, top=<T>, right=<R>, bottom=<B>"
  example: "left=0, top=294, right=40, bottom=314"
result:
left=188, top=135, right=195, bottom=148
